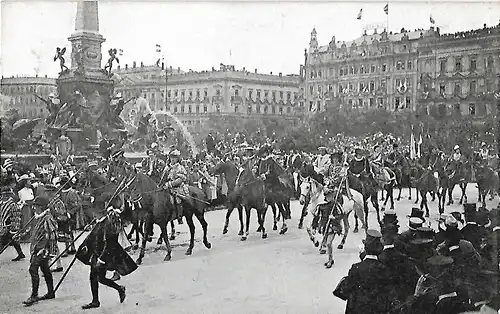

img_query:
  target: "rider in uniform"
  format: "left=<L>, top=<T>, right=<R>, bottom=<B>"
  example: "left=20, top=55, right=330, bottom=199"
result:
left=450, top=145, right=465, bottom=172
left=163, top=149, right=188, bottom=225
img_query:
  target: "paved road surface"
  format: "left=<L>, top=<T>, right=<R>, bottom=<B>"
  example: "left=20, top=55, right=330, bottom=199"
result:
left=1, top=186, right=497, bottom=314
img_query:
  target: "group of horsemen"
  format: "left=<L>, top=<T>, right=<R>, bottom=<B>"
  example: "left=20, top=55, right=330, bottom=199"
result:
left=1, top=135, right=499, bottom=311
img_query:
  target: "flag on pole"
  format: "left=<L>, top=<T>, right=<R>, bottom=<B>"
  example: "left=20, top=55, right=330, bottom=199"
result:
left=118, top=49, right=124, bottom=56
left=410, top=128, right=416, bottom=160
left=356, top=8, right=363, bottom=20
left=383, top=4, right=389, bottom=15
left=430, top=15, right=435, bottom=24
left=155, top=44, right=162, bottom=53
left=417, top=133, right=423, bottom=158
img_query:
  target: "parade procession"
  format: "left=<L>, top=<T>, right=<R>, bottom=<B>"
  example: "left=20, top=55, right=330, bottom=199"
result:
left=1, top=1, right=499, bottom=313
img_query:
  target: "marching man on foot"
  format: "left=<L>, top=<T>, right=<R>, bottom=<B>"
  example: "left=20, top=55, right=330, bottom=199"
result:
left=23, top=196, right=58, bottom=306
left=76, top=192, right=137, bottom=310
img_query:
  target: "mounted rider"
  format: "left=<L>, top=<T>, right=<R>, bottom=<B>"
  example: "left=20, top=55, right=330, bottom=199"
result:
left=313, top=146, right=331, bottom=184
left=449, top=145, right=466, bottom=172
left=163, top=149, right=189, bottom=224
left=348, top=147, right=370, bottom=178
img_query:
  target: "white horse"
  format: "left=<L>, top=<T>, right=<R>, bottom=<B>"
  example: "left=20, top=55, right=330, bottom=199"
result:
left=299, top=176, right=365, bottom=267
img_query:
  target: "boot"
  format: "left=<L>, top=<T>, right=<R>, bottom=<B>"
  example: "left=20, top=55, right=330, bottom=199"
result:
left=40, top=271, right=55, bottom=300
left=118, top=285, right=126, bottom=303
left=12, top=253, right=25, bottom=262
left=12, top=243, right=25, bottom=261
left=23, top=296, right=39, bottom=306
left=82, top=301, right=100, bottom=309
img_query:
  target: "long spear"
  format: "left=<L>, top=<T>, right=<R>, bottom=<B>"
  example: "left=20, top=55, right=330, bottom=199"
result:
left=52, top=175, right=135, bottom=291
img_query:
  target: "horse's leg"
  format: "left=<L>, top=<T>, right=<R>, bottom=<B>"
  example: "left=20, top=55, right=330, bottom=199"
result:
left=270, top=203, right=278, bottom=231
left=397, top=182, right=402, bottom=201
left=363, top=197, right=369, bottom=230
left=421, top=191, right=430, bottom=217
left=447, top=184, right=454, bottom=205
left=241, top=206, right=250, bottom=241
left=371, top=193, right=381, bottom=226
left=136, top=215, right=151, bottom=265
left=237, top=205, right=244, bottom=236
left=325, top=233, right=334, bottom=269
left=222, top=206, right=234, bottom=235
left=184, top=213, right=196, bottom=255
left=278, top=202, right=288, bottom=235
left=353, top=211, right=359, bottom=233
left=382, top=187, right=389, bottom=211
left=257, top=204, right=267, bottom=232
left=169, top=220, right=176, bottom=240
left=389, top=184, right=395, bottom=210
left=380, top=189, right=385, bottom=202
left=259, top=206, right=268, bottom=239
left=298, top=200, right=308, bottom=229
left=338, top=213, right=350, bottom=250
left=160, top=223, right=172, bottom=262
left=415, top=187, right=420, bottom=204
left=127, top=224, right=135, bottom=239
left=460, top=182, right=467, bottom=204
left=195, top=211, right=212, bottom=249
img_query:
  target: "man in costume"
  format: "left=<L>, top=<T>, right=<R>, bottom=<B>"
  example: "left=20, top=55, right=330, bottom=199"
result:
left=0, top=187, right=25, bottom=261
left=313, top=146, right=331, bottom=183
left=163, top=149, right=188, bottom=224
left=76, top=192, right=136, bottom=309
left=23, top=196, right=58, bottom=306
left=348, top=147, right=370, bottom=177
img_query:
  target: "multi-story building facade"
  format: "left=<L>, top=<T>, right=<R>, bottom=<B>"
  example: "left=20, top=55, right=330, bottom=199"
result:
left=417, top=24, right=500, bottom=117
left=303, top=22, right=500, bottom=117
left=0, top=75, right=57, bottom=119
left=114, top=63, right=303, bottom=134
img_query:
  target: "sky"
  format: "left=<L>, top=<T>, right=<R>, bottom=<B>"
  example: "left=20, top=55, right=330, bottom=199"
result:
left=1, top=1, right=499, bottom=78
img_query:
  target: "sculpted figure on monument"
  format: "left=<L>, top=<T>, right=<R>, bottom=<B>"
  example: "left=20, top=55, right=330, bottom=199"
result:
left=54, top=47, right=69, bottom=73
left=73, top=44, right=89, bottom=75
left=104, top=48, right=120, bottom=78
left=53, top=91, right=92, bottom=128
left=35, top=93, right=62, bottom=126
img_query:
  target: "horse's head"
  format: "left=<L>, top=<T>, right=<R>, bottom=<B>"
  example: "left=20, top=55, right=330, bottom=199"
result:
left=298, top=177, right=311, bottom=205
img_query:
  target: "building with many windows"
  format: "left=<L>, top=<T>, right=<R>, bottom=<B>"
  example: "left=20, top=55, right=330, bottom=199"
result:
left=114, top=62, right=303, bottom=133
left=303, top=22, right=500, bottom=117
left=0, top=75, right=57, bottom=119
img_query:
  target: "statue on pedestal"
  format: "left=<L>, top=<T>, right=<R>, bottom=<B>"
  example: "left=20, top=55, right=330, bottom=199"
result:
left=72, top=44, right=89, bottom=76
left=104, top=49, right=120, bottom=78
left=54, top=47, right=69, bottom=73
left=53, top=90, right=92, bottom=128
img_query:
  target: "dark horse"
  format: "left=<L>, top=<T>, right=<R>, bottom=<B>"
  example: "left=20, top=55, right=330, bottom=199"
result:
left=410, top=164, right=443, bottom=217
left=215, top=161, right=291, bottom=237
left=230, top=164, right=268, bottom=241
left=212, top=161, right=245, bottom=236
left=128, top=172, right=211, bottom=264
left=443, top=160, right=472, bottom=205
left=347, top=172, right=381, bottom=229
left=475, top=164, right=499, bottom=207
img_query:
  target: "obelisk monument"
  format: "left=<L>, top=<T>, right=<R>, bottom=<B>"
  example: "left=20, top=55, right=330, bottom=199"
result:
left=56, top=1, right=114, bottom=152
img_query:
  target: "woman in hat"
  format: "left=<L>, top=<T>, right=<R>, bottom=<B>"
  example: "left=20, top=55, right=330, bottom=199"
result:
left=22, top=196, right=58, bottom=306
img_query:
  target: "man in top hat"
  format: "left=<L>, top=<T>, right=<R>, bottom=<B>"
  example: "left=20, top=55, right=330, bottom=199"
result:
left=163, top=149, right=188, bottom=224
left=379, top=222, right=419, bottom=311
left=396, top=208, right=426, bottom=255
left=76, top=192, right=135, bottom=309
left=381, top=210, right=399, bottom=230
left=408, top=227, right=436, bottom=264
left=333, top=229, right=391, bottom=314
left=22, top=196, right=58, bottom=306
left=461, top=203, right=483, bottom=250
left=436, top=215, right=463, bottom=252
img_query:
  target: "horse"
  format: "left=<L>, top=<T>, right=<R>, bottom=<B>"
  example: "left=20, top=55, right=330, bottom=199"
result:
left=410, top=164, right=443, bottom=217
left=297, top=163, right=323, bottom=229
left=128, top=172, right=211, bottom=264
left=298, top=176, right=364, bottom=252
left=391, top=155, right=414, bottom=201
left=475, top=164, right=499, bottom=207
left=370, top=162, right=397, bottom=211
left=443, top=159, right=472, bottom=205
left=230, top=164, right=268, bottom=241
left=347, top=171, right=381, bottom=229
left=212, top=161, right=245, bottom=236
